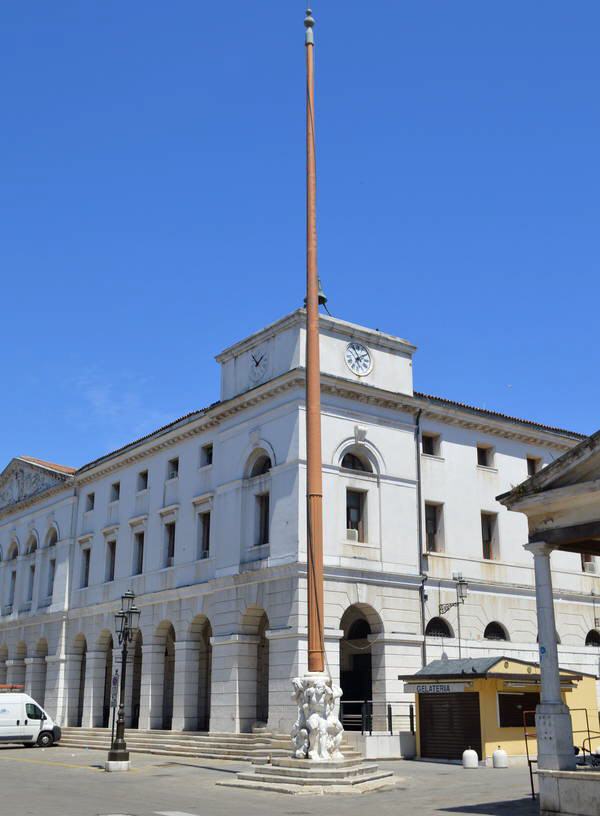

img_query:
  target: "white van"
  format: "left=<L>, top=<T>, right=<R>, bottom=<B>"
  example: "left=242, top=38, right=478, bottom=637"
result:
left=0, top=692, right=61, bottom=747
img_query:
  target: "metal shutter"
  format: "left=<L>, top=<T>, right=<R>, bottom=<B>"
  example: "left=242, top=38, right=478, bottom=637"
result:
left=419, top=692, right=482, bottom=760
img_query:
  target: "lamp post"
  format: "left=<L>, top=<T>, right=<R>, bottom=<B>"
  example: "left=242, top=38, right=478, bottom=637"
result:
left=439, top=573, right=469, bottom=658
left=106, top=590, right=141, bottom=771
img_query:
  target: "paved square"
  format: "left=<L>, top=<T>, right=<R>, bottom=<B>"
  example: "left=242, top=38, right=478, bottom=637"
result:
left=0, top=745, right=539, bottom=816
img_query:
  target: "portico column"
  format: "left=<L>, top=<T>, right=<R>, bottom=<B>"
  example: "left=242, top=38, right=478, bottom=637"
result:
left=24, top=656, right=46, bottom=703
left=6, top=658, right=26, bottom=687
left=171, top=641, right=199, bottom=731
left=81, top=650, right=107, bottom=727
left=209, top=634, right=259, bottom=733
left=122, top=649, right=136, bottom=728
left=137, top=644, right=164, bottom=730
left=525, top=541, right=575, bottom=770
left=44, top=655, right=68, bottom=725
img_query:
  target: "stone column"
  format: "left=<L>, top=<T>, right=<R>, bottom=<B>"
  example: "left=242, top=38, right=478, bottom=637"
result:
left=81, top=650, right=107, bottom=727
left=44, top=655, right=68, bottom=725
left=265, top=629, right=304, bottom=734
left=6, top=658, right=26, bottom=687
left=24, top=657, right=47, bottom=705
left=137, top=644, right=164, bottom=730
left=525, top=541, right=576, bottom=770
left=122, top=649, right=136, bottom=728
left=171, top=641, right=199, bottom=731
left=63, top=653, right=85, bottom=726
left=209, top=634, right=259, bottom=733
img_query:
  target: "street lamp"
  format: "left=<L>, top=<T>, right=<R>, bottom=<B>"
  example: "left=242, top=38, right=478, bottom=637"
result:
left=439, top=573, right=469, bottom=658
left=106, top=590, right=141, bottom=769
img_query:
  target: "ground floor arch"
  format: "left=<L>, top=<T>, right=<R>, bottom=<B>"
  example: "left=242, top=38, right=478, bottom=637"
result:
left=31, top=638, right=48, bottom=706
left=339, top=604, right=384, bottom=730
left=74, top=634, right=87, bottom=727
left=158, top=622, right=176, bottom=730
left=130, top=630, right=143, bottom=729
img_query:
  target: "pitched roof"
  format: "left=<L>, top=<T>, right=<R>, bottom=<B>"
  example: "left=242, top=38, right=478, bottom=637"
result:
left=399, top=656, right=502, bottom=679
left=18, top=456, right=76, bottom=475
left=414, top=391, right=585, bottom=441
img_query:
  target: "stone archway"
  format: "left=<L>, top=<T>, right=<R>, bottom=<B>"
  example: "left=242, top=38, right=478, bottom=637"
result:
left=188, top=616, right=212, bottom=732
left=256, top=613, right=269, bottom=725
left=101, top=634, right=113, bottom=728
left=130, top=631, right=143, bottom=729
left=74, top=635, right=87, bottom=727
left=31, top=638, right=48, bottom=706
left=0, top=644, right=7, bottom=685
left=162, top=624, right=176, bottom=730
left=339, top=604, right=384, bottom=731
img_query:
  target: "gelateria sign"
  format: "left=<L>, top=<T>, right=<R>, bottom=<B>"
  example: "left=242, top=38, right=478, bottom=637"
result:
left=403, top=682, right=469, bottom=694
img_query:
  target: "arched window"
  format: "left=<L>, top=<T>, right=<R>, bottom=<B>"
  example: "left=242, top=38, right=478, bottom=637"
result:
left=7, top=542, right=18, bottom=561
left=347, top=619, right=371, bottom=640
left=250, top=455, right=272, bottom=478
left=585, top=629, right=600, bottom=647
left=26, top=535, right=37, bottom=556
left=46, top=528, right=58, bottom=548
left=484, top=622, right=509, bottom=641
left=425, top=617, right=453, bottom=638
left=341, top=452, right=372, bottom=473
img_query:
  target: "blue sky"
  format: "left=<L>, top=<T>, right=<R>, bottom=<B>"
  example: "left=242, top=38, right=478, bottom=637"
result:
left=2, top=2, right=598, bottom=469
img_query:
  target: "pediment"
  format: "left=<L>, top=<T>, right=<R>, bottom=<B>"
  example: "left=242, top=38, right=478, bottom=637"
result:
left=0, top=458, right=73, bottom=512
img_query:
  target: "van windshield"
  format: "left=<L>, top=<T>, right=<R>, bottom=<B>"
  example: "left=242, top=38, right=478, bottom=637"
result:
left=25, top=703, right=44, bottom=720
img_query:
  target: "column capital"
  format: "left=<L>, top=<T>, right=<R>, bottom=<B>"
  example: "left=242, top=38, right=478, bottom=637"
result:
left=524, top=540, right=554, bottom=557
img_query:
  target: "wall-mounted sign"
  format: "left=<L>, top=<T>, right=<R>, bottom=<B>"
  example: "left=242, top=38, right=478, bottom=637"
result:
left=403, top=682, right=468, bottom=694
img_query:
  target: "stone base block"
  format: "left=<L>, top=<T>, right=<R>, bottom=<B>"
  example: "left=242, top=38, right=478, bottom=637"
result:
left=538, top=769, right=600, bottom=816
left=104, top=760, right=131, bottom=772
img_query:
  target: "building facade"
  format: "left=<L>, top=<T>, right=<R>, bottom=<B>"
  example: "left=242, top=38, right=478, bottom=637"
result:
left=1, top=310, right=598, bottom=736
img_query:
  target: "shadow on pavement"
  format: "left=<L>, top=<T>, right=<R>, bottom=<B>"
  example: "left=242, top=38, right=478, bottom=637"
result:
left=439, top=798, right=537, bottom=815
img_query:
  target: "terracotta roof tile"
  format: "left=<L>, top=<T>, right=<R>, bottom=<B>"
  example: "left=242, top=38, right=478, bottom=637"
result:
left=19, top=456, right=76, bottom=475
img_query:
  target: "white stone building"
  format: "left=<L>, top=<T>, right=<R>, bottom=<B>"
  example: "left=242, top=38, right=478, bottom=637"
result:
left=1, top=310, right=598, bottom=738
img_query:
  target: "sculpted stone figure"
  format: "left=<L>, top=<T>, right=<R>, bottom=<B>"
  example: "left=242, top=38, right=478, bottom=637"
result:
left=290, top=674, right=344, bottom=762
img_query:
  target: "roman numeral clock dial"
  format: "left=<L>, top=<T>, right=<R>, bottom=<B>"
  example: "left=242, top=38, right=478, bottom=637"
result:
left=344, top=342, right=373, bottom=377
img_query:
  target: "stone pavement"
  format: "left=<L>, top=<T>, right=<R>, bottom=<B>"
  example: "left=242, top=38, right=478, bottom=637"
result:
left=0, top=745, right=538, bottom=816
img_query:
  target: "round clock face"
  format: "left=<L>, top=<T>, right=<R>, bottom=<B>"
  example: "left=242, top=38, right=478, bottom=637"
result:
left=249, top=348, right=269, bottom=382
left=345, top=342, right=372, bottom=376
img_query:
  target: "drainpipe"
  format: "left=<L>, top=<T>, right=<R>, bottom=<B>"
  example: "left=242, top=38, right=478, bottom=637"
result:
left=414, top=409, right=427, bottom=668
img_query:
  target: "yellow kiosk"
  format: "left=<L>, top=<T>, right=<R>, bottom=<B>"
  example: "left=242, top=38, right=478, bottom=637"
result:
left=399, top=656, right=599, bottom=765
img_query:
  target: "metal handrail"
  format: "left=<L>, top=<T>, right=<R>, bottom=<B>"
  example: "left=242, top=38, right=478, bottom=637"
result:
left=339, top=700, right=415, bottom=736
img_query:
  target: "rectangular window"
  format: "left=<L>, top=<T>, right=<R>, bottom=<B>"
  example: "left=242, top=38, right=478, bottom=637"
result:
left=422, top=434, right=440, bottom=456
left=167, top=457, right=179, bottom=480
left=199, top=512, right=211, bottom=559
left=137, top=470, right=148, bottom=491
left=27, top=565, right=35, bottom=601
left=481, top=512, right=497, bottom=560
left=47, top=559, right=56, bottom=597
left=527, top=456, right=540, bottom=477
left=110, top=482, right=120, bottom=502
left=81, top=549, right=91, bottom=589
left=106, top=540, right=116, bottom=582
left=165, top=522, right=176, bottom=567
left=346, top=489, right=366, bottom=543
left=425, top=503, right=441, bottom=552
left=477, top=445, right=494, bottom=467
left=257, top=494, right=270, bottom=546
left=9, top=571, right=16, bottom=605
left=85, top=492, right=95, bottom=512
left=581, top=553, right=595, bottom=572
left=133, top=532, right=144, bottom=575
left=201, top=444, right=213, bottom=467
left=498, top=692, right=540, bottom=728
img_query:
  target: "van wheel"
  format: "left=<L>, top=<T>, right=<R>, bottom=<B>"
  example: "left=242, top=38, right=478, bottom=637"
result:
left=37, top=732, right=54, bottom=748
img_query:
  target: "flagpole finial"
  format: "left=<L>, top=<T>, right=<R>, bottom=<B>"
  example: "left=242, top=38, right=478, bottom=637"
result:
left=304, top=8, right=315, bottom=45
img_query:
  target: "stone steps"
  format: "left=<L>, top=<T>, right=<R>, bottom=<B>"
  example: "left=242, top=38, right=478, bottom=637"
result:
left=58, top=727, right=361, bottom=763
left=217, top=757, right=396, bottom=795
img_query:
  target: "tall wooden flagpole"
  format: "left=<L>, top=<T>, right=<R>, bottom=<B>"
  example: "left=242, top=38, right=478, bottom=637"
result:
left=304, top=8, right=325, bottom=675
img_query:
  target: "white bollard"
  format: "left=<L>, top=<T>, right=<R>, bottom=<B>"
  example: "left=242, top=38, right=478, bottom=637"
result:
left=462, top=747, right=479, bottom=769
left=492, top=746, right=508, bottom=768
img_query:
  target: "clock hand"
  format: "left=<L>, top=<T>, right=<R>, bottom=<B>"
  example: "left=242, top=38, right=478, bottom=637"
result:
left=255, top=354, right=264, bottom=367
left=251, top=354, right=258, bottom=365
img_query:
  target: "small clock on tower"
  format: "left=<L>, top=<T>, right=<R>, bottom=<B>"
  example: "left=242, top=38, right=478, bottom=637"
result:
left=249, top=348, right=269, bottom=383
left=344, top=342, right=372, bottom=376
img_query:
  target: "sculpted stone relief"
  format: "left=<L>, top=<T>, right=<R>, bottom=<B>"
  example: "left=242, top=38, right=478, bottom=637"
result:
left=0, top=464, right=62, bottom=511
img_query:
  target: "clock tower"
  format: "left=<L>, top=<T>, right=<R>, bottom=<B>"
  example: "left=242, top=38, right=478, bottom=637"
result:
left=215, top=309, right=416, bottom=402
